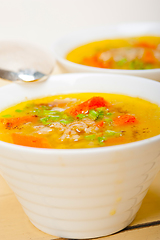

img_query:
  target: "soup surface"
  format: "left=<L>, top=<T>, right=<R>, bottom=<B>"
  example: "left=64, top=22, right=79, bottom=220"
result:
left=0, top=93, right=160, bottom=149
left=66, top=36, right=160, bottom=70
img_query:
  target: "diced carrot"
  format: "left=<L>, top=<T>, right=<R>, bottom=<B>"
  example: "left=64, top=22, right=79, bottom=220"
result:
left=67, top=97, right=109, bottom=117
left=105, top=136, right=125, bottom=146
left=87, top=96, right=109, bottom=109
left=100, top=57, right=114, bottom=69
left=142, top=49, right=157, bottom=64
left=82, top=57, right=100, bottom=68
left=114, top=114, right=137, bottom=126
left=0, top=115, right=37, bottom=129
left=134, top=42, right=157, bottom=49
left=12, top=133, right=51, bottom=148
left=82, top=53, right=114, bottom=69
left=82, top=53, right=104, bottom=68
left=96, top=120, right=105, bottom=128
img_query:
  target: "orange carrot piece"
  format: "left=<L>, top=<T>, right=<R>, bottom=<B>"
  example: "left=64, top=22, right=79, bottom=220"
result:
left=87, top=96, right=109, bottom=109
left=82, top=57, right=99, bottom=68
left=114, top=115, right=137, bottom=126
left=134, top=42, right=157, bottom=49
left=142, top=49, right=157, bottom=64
left=82, top=53, right=104, bottom=68
left=96, top=120, right=105, bottom=128
left=12, top=133, right=51, bottom=148
left=99, top=54, right=114, bottom=69
left=0, top=115, right=37, bottom=129
left=67, top=96, right=109, bottom=117
left=82, top=53, right=113, bottom=69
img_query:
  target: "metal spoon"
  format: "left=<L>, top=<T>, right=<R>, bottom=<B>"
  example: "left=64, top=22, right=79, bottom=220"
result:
left=0, top=41, right=54, bottom=82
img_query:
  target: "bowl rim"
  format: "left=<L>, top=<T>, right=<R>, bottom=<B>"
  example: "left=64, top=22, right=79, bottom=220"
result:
left=53, top=21, right=160, bottom=73
left=0, top=72, right=160, bottom=155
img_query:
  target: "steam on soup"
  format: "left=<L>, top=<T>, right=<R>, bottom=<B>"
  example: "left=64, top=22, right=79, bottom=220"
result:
left=0, top=93, right=160, bottom=149
left=66, top=36, right=160, bottom=70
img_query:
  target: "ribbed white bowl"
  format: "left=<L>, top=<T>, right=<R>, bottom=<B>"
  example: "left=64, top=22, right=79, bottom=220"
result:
left=0, top=73, right=160, bottom=239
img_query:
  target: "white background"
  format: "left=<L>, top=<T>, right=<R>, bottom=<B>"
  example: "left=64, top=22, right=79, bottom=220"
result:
left=0, top=0, right=159, bottom=52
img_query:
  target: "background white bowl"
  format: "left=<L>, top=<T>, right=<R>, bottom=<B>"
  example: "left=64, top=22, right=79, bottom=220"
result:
left=0, top=73, right=160, bottom=239
left=53, top=22, right=160, bottom=81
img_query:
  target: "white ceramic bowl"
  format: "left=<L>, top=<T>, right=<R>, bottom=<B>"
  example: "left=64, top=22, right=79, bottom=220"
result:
left=0, top=73, right=160, bottom=239
left=53, top=22, right=160, bottom=81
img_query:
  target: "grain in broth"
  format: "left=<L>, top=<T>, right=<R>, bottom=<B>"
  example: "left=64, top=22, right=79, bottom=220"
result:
left=66, top=36, right=160, bottom=70
left=0, top=92, right=160, bottom=149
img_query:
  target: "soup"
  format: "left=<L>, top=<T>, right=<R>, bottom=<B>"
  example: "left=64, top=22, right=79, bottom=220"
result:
left=0, top=93, right=160, bottom=149
left=66, top=36, right=160, bottom=70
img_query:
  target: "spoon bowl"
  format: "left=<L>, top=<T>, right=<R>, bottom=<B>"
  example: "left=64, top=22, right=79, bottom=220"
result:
left=0, top=41, right=55, bottom=82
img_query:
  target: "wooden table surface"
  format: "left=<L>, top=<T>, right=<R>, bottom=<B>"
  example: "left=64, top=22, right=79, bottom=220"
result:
left=0, top=64, right=160, bottom=240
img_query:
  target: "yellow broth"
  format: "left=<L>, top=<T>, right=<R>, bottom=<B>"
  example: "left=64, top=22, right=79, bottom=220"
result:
left=0, top=93, right=160, bottom=149
left=66, top=36, right=160, bottom=70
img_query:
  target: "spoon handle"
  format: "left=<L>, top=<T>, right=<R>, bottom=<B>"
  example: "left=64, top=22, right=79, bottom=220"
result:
left=0, top=69, right=19, bottom=81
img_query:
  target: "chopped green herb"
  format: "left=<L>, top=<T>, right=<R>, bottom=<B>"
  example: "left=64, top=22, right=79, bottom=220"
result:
left=96, top=107, right=106, bottom=113
left=106, top=112, right=112, bottom=116
left=77, top=113, right=86, bottom=119
left=61, top=114, right=70, bottom=119
left=66, top=117, right=74, bottom=122
left=45, top=122, right=52, bottom=125
left=85, top=134, right=96, bottom=140
left=97, top=112, right=104, bottom=120
left=104, top=130, right=122, bottom=138
left=104, top=130, right=116, bottom=136
left=40, top=117, right=49, bottom=124
left=104, top=118, right=113, bottom=123
left=88, top=109, right=99, bottom=120
left=15, top=109, right=23, bottom=113
left=129, top=59, right=144, bottom=70
left=43, top=110, right=58, bottom=116
left=1, top=114, right=12, bottom=118
left=60, top=119, right=71, bottom=125
left=40, top=105, right=50, bottom=110
left=145, top=64, right=152, bottom=69
left=49, top=115, right=61, bottom=121
left=117, top=58, right=127, bottom=67
left=98, top=136, right=106, bottom=144
left=114, top=131, right=122, bottom=137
